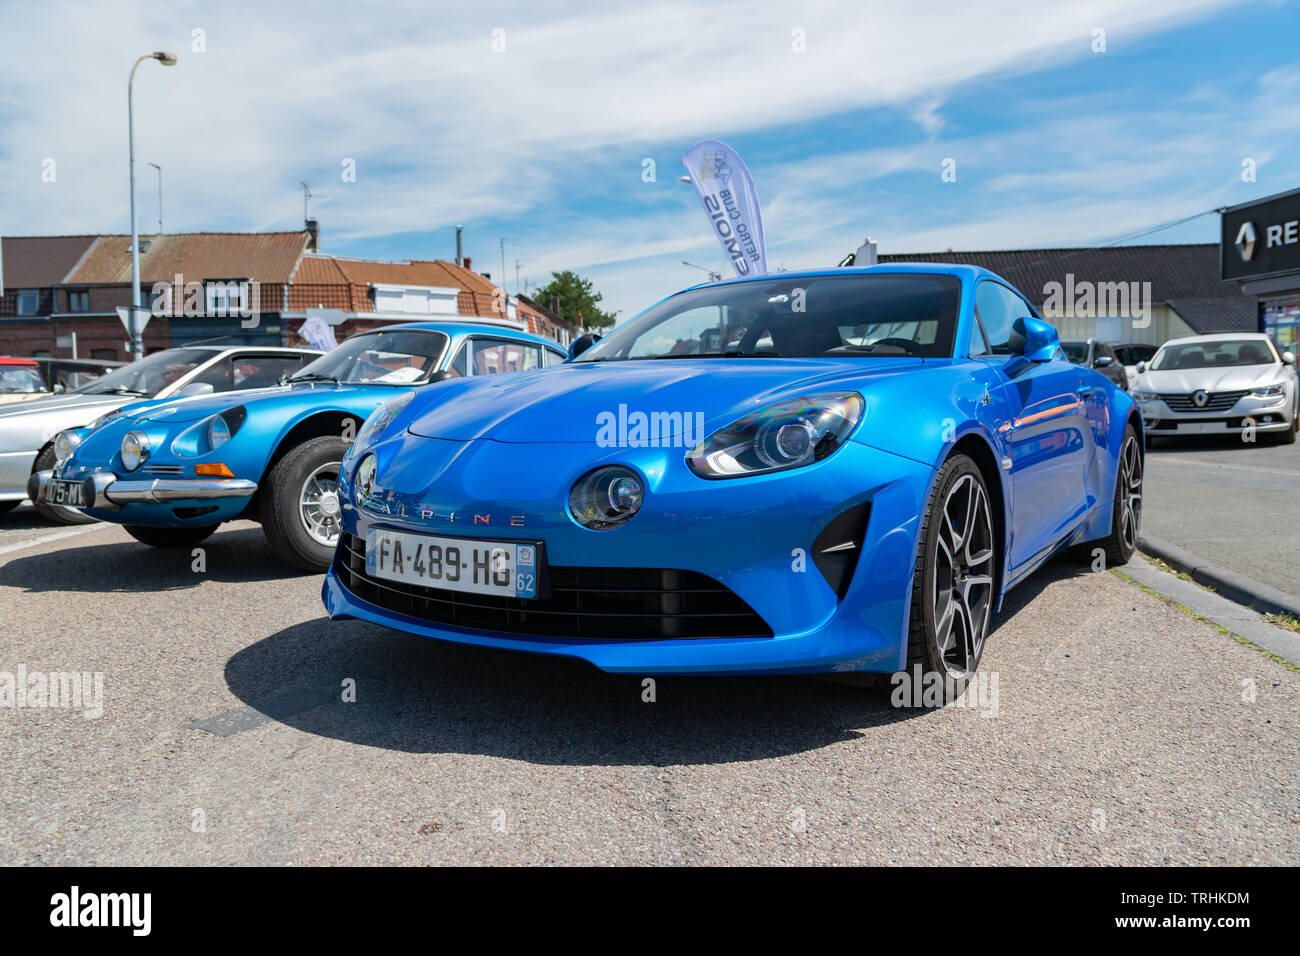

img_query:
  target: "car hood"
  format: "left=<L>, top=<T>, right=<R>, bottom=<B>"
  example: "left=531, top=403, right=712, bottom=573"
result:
left=114, top=381, right=392, bottom=425
left=406, top=357, right=927, bottom=443
left=0, top=392, right=126, bottom=419
left=1134, top=364, right=1284, bottom=393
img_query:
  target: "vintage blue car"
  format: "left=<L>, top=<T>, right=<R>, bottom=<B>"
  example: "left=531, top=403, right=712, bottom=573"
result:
left=31, top=322, right=566, bottom=570
left=321, top=265, right=1144, bottom=685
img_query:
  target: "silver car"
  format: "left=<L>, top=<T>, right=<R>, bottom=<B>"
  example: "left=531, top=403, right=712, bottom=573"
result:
left=0, top=345, right=320, bottom=523
left=1129, top=333, right=1298, bottom=443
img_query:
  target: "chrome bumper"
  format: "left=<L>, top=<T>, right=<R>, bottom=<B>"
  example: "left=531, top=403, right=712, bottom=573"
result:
left=28, top=470, right=258, bottom=511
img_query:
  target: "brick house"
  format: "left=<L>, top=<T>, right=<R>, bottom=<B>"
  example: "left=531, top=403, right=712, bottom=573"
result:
left=2, top=229, right=577, bottom=359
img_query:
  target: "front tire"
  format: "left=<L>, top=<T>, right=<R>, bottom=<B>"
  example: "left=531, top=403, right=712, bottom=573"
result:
left=125, top=524, right=219, bottom=548
left=904, top=454, right=997, bottom=696
left=31, top=446, right=96, bottom=525
left=259, top=436, right=349, bottom=572
left=1275, top=400, right=1298, bottom=444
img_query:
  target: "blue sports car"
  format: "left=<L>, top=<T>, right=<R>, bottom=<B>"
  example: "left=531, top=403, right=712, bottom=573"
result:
left=323, top=265, right=1144, bottom=684
left=31, top=322, right=565, bottom=570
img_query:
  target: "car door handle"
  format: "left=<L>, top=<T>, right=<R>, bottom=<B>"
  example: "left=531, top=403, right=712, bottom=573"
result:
left=1077, top=385, right=1094, bottom=396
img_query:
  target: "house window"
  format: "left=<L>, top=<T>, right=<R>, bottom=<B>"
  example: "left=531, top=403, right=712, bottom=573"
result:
left=17, top=290, right=39, bottom=316
left=68, top=291, right=89, bottom=312
left=32, top=349, right=52, bottom=358
left=91, top=348, right=118, bottom=360
left=205, top=280, right=249, bottom=317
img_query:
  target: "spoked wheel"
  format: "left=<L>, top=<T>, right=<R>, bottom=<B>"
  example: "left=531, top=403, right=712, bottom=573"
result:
left=298, top=463, right=343, bottom=547
left=1091, top=425, right=1143, bottom=566
left=904, top=454, right=997, bottom=697
left=260, top=435, right=351, bottom=572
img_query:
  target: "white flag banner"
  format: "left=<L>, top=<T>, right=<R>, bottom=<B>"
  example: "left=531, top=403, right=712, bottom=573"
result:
left=681, top=140, right=767, bottom=277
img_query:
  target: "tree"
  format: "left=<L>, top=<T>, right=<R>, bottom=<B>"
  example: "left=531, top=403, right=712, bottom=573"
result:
left=532, top=270, right=618, bottom=330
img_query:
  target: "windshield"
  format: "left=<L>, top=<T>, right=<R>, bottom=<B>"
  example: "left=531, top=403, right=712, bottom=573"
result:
left=70, top=348, right=213, bottom=396
left=1150, top=339, right=1276, bottom=371
left=1061, top=342, right=1089, bottom=364
left=1114, top=344, right=1155, bottom=366
left=290, top=329, right=450, bottom=385
left=576, top=274, right=962, bottom=361
left=0, top=365, right=46, bottom=393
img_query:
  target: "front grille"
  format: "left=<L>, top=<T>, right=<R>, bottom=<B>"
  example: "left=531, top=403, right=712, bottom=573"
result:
left=141, top=464, right=184, bottom=476
left=334, top=532, right=772, bottom=641
left=1157, top=390, right=1247, bottom=413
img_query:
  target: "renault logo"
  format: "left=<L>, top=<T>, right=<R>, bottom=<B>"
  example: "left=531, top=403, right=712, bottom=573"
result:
left=1235, top=221, right=1257, bottom=262
left=1192, top=389, right=1209, bottom=408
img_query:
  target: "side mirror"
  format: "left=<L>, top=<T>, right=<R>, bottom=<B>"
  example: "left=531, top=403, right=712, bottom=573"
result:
left=175, top=382, right=214, bottom=398
left=567, top=332, right=602, bottom=361
left=1135, top=361, right=1146, bottom=374
left=427, top=369, right=455, bottom=383
left=1009, top=316, right=1060, bottom=364
left=1094, top=354, right=1114, bottom=368
left=1284, top=351, right=1296, bottom=366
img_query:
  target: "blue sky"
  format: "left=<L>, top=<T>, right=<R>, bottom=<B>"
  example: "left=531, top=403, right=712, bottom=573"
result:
left=2, top=0, right=1298, bottom=317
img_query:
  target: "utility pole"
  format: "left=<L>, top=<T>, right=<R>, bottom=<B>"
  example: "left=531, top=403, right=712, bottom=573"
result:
left=514, top=259, right=526, bottom=295
left=499, top=238, right=506, bottom=287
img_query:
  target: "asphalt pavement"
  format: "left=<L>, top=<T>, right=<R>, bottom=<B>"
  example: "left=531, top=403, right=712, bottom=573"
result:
left=0, top=511, right=1295, bottom=865
left=1143, top=434, right=1300, bottom=599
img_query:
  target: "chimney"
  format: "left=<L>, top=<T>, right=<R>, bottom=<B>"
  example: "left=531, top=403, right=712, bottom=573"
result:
left=455, top=225, right=464, bottom=267
left=462, top=256, right=472, bottom=272
left=305, top=218, right=319, bottom=252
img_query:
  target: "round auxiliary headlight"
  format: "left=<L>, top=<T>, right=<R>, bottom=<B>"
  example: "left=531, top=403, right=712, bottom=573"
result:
left=53, top=431, right=81, bottom=464
left=569, top=466, right=644, bottom=530
left=120, top=431, right=150, bottom=471
left=355, top=453, right=377, bottom=500
left=209, top=415, right=231, bottom=450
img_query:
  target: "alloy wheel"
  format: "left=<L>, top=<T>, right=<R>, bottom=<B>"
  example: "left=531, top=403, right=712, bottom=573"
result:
left=1118, top=434, right=1143, bottom=552
left=299, top=462, right=343, bottom=546
left=932, top=473, right=995, bottom=679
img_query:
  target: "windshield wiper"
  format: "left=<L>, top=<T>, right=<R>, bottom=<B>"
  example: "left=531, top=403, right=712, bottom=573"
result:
left=825, top=344, right=910, bottom=355
left=287, top=372, right=341, bottom=385
left=722, top=349, right=785, bottom=358
left=94, top=386, right=149, bottom=396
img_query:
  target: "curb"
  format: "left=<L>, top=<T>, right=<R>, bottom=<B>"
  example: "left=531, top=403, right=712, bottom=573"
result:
left=1137, top=533, right=1300, bottom=621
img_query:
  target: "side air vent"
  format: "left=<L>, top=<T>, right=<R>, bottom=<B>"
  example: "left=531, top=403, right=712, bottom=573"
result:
left=811, top=502, right=871, bottom=600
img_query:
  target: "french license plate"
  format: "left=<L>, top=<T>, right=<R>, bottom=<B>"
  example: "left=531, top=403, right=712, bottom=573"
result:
left=1178, top=421, right=1225, bottom=434
left=364, top=528, right=541, bottom=599
left=45, top=479, right=83, bottom=507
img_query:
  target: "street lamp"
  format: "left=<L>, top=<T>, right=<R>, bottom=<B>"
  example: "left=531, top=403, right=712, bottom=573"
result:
left=127, top=51, right=177, bottom=360
left=147, top=162, right=163, bottom=234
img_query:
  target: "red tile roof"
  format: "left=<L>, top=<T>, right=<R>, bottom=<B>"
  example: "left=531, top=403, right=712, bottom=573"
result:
left=63, top=232, right=309, bottom=285
left=289, top=254, right=507, bottom=317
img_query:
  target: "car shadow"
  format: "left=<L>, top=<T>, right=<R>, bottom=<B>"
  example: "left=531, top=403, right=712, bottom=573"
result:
left=0, top=504, right=70, bottom=531
left=0, top=522, right=309, bottom=592
left=215, top=554, right=1090, bottom=766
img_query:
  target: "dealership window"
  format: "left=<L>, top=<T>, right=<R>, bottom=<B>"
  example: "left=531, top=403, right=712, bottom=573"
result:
left=1262, top=296, right=1299, bottom=355
left=17, top=290, right=39, bottom=315
left=67, top=291, right=89, bottom=312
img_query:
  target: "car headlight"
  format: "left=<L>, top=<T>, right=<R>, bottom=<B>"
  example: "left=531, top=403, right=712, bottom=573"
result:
left=171, top=406, right=246, bottom=459
left=569, top=465, right=644, bottom=530
left=120, top=431, right=150, bottom=471
left=1131, top=388, right=1157, bottom=401
left=354, top=391, right=416, bottom=450
left=354, top=453, right=377, bottom=501
left=686, top=392, right=864, bottom=479
left=53, top=430, right=82, bottom=464
left=1252, top=383, right=1286, bottom=398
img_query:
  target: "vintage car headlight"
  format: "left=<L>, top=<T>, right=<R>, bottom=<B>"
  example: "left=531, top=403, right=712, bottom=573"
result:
left=1251, top=383, right=1286, bottom=398
left=354, top=391, right=416, bottom=450
left=120, top=431, right=150, bottom=471
left=686, top=392, right=864, bottom=479
left=171, top=406, right=247, bottom=459
left=53, top=430, right=82, bottom=464
left=570, top=465, right=643, bottom=530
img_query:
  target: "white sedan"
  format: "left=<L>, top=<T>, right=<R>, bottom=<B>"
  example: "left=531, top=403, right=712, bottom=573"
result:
left=1128, top=333, right=1298, bottom=443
